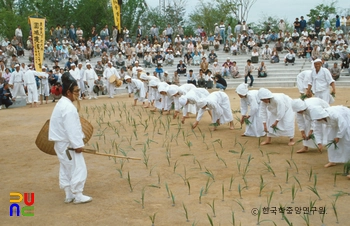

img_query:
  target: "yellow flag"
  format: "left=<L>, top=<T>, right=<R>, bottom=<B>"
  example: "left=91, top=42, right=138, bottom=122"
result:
left=29, top=18, right=45, bottom=72
left=111, top=0, right=121, bottom=32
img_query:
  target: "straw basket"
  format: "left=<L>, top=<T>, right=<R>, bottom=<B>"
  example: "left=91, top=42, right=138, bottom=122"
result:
left=35, top=117, right=94, bottom=155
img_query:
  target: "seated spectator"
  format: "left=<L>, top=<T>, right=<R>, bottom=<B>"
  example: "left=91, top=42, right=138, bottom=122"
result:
left=231, top=61, right=240, bottom=78
left=163, top=71, right=172, bottom=84
left=247, top=37, right=255, bottom=51
left=330, top=62, right=341, bottom=80
left=322, top=45, right=332, bottom=61
left=0, top=82, right=13, bottom=109
left=251, top=48, right=259, bottom=63
left=211, top=61, right=221, bottom=75
left=184, top=51, right=193, bottom=65
left=200, top=56, right=209, bottom=74
left=274, top=39, right=283, bottom=52
left=174, top=42, right=183, bottom=57
left=221, top=58, right=233, bottom=79
left=201, top=36, right=209, bottom=50
left=154, top=51, right=164, bottom=65
left=284, top=49, right=296, bottom=66
left=304, top=43, right=313, bottom=59
left=223, top=40, right=230, bottom=53
left=341, top=53, right=350, bottom=74
left=213, top=38, right=220, bottom=51
left=177, top=60, right=187, bottom=76
left=154, top=64, right=164, bottom=81
left=270, top=48, right=279, bottom=63
left=257, top=61, right=268, bottom=77
left=187, top=69, right=196, bottom=86
left=297, top=44, right=305, bottom=58
left=193, top=52, right=201, bottom=66
left=311, top=43, right=321, bottom=59
left=172, top=71, right=180, bottom=85
left=214, top=74, right=227, bottom=90
left=164, top=50, right=174, bottom=66
left=261, top=44, right=272, bottom=60
left=116, top=52, right=125, bottom=68
left=205, top=70, right=214, bottom=89
left=197, top=69, right=206, bottom=88
left=208, top=50, right=217, bottom=64
left=143, top=52, right=153, bottom=68
left=50, top=82, right=62, bottom=102
left=230, top=42, right=239, bottom=55
left=94, top=60, right=104, bottom=77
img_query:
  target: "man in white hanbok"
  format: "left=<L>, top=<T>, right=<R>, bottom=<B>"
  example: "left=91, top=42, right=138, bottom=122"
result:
left=103, top=61, right=119, bottom=98
left=310, top=106, right=350, bottom=170
left=149, top=79, right=162, bottom=111
left=306, top=59, right=336, bottom=104
left=37, top=66, right=50, bottom=104
left=49, top=73, right=92, bottom=204
left=125, top=75, right=148, bottom=106
left=76, top=62, right=85, bottom=99
left=83, top=63, right=98, bottom=99
left=8, top=64, right=25, bottom=101
left=193, top=91, right=234, bottom=130
left=291, top=98, right=329, bottom=153
left=258, top=88, right=295, bottom=146
left=296, top=70, right=312, bottom=95
left=236, top=83, right=265, bottom=137
left=23, top=65, right=38, bottom=107
left=167, top=84, right=197, bottom=119
left=152, top=82, right=172, bottom=114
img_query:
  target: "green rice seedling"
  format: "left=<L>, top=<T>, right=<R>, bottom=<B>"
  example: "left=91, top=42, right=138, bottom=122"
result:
left=256, top=205, right=262, bottom=225
left=234, top=135, right=238, bottom=147
left=263, top=162, right=276, bottom=177
left=238, top=184, right=245, bottom=199
left=170, top=190, right=175, bottom=206
left=244, top=117, right=252, bottom=126
left=173, top=160, right=179, bottom=173
left=127, top=171, right=134, bottom=192
left=313, top=174, right=318, bottom=188
left=183, top=202, right=189, bottom=222
left=166, top=154, right=170, bottom=167
left=300, top=214, right=310, bottom=226
left=208, top=128, right=213, bottom=138
left=332, top=198, right=339, bottom=224
left=185, top=140, right=193, bottom=151
left=333, top=171, right=343, bottom=187
left=231, top=211, right=235, bottom=226
left=233, top=199, right=245, bottom=212
left=207, top=214, right=214, bottom=226
left=219, top=157, right=227, bottom=168
left=325, top=140, right=339, bottom=149
left=191, top=220, right=198, bottom=226
left=259, top=148, right=264, bottom=157
left=201, top=132, right=206, bottom=142
left=290, top=146, right=294, bottom=160
left=222, top=183, right=225, bottom=201
left=238, top=142, right=246, bottom=159
left=229, top=175, right=235, bottom=191
left=282, top=214, right=293, bottom=226
left=177, top=166, right=188, bottom=185
left=309, top=199, right=317, bottom=215
left=319, top=205, right=326, bottom=226
left=266, top=152, right=271, bottom=163
left=204, top=178, right=214, bottom=194
left=259, top=175, right=266, bottom=197
left=291, top=184, right=298, bottom=203
left=300, top=93, right=308, bottom=100
left=237, top=161, right=241, bottom=175
left=149, top=212, right=156, bottom=226
left=187, top=180, right=191, bottom=195
left=195, top=159, right=202, bottom=170
left=141, top=187, right=145, bottom=209
left=291, top=160, right=299, bottom=174
left=116, top=168, right=123, bottom=178
left=157, top=172, right=161, bottom=185
left=199, top=187, right=204, bottom=204
left=242, top=176, right=248, bottom=189
left=307, top=186, right=321, bottom=200
left=286, top=169, right=289, bottom=184
left=133, top=130, right=138, bottom=140
left=143, top=153, right=150, bottom=169
left=207, top=199, right=216, bottom=217
left=286, top=160, right=292, bottom=169
left=271, top=125, right=280, bottom=133
left=293, top=176, right=302, bottom=191
left=343, top=161, right=350, bottom=176
left=229, top=150, right=239, bottom=154
left=149, top=165, right=156, bottom=176
left=278, top=185, right=284, bottom=194
left=307, top=167, right=313, bottom=182
left=267, top=191, right=274, bottom=209
left=203, top=167, right=215, bottom=181
left=164, top=182, right=171, bottom=198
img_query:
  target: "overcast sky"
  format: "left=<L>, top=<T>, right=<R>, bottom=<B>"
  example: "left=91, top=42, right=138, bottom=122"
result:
left=148, top=0, right=342, bottom=25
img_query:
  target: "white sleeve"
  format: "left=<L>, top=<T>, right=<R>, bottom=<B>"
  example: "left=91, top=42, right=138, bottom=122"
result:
left=196, top=108, right=206, bottom=121
left=240, top=99, right=248, bottom=115
left=259, top=102, right=268, bottom=123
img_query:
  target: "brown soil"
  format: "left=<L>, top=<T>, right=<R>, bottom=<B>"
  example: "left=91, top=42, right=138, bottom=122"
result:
left=1, top=88, right=350, bottom=226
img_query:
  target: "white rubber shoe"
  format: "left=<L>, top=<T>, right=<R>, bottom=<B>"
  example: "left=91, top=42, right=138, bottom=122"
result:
left=73, top=193, right=93, bottom=204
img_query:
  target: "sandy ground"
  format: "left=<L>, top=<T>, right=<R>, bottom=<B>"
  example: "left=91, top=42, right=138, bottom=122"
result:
left=1, top=87, right=350, bottom=226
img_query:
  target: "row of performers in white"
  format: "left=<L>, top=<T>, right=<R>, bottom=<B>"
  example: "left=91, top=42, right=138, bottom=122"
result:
left=123, top=74, right=349, bottom=172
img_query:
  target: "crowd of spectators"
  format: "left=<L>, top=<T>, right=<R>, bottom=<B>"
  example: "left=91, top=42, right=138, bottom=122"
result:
left=1, top=14, right=350, bottom=108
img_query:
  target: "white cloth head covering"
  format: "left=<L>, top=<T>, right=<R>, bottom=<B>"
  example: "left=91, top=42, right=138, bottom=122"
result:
left=167, top=85, right=179, bottom=96
left=196, top=99, right=207, bottom=109
left=139, top=73, right=149, bottom=80
left=70, top=63, right=76, bottom=67
left=258, top=88, right=273, bottom=99
left=124, top=75, right=131, bottom=80
left=292, top=99, right=307, bottom=112
left=313, top=59, right=322, bottom=63
left=309, top=106, right=329, bottom=120
left=158, top=82, right=169, bottom=93
left=149, top=79, right=159, bottom=87
left=235, top=83, right=249, bottom=95
left=179, top=96, right=188, bottom=107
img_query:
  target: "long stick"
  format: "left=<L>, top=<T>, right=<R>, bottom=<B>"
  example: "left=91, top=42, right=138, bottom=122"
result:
left=67, top=148, right=141, bottom=160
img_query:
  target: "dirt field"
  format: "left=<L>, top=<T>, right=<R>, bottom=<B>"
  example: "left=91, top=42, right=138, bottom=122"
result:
left=1, top=87, right=350, bottom=226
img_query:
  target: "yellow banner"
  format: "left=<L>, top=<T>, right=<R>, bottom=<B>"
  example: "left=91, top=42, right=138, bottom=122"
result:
left=29, top=18, right=45, bottom=72
left=111, top=0, right=121, bottom=32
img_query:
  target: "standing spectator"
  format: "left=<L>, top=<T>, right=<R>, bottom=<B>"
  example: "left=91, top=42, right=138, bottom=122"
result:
left=300, top=16, right=307, bottom=33
left=324, top=17, right=331, bottom=33
left=177, top=25, right=184, bottom=39
left=197, top=69, right=206, bottom=88
left=9, top=64, right=25, bottom=101
left=69, top=24, right=76, bottom=43
left=335, top=15, right=340, bottom=29
left=219, top=21, right=226, bottom=44
left=166, top=24, right=173, bottom=42
left=294, top=18, right=301, bottom=33
left=314, top=16, right=322, bottom=35
left=15, top=25, right=23, bottom=45
left=76, top=26, right=83, bottom=40
left=244, top=59, right=254, bottom=87
left=278, top=19, right=286, bottom=32
left=330, top=62, right=341, bottom=80
left=340, top=15, right=347, bottom=33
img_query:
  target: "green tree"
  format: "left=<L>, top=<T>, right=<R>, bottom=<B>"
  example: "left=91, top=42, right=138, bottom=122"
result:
left=163, top=0, right=186, bottom=28
left=140, top=7, right=167, bottom=36
left=306, top=1, right=337, bottom=26
left=250, top=15, right=293, bottom=34
left=215, top=0, right=257, bottom=22
left=121, top=0, right=147, bottom=38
